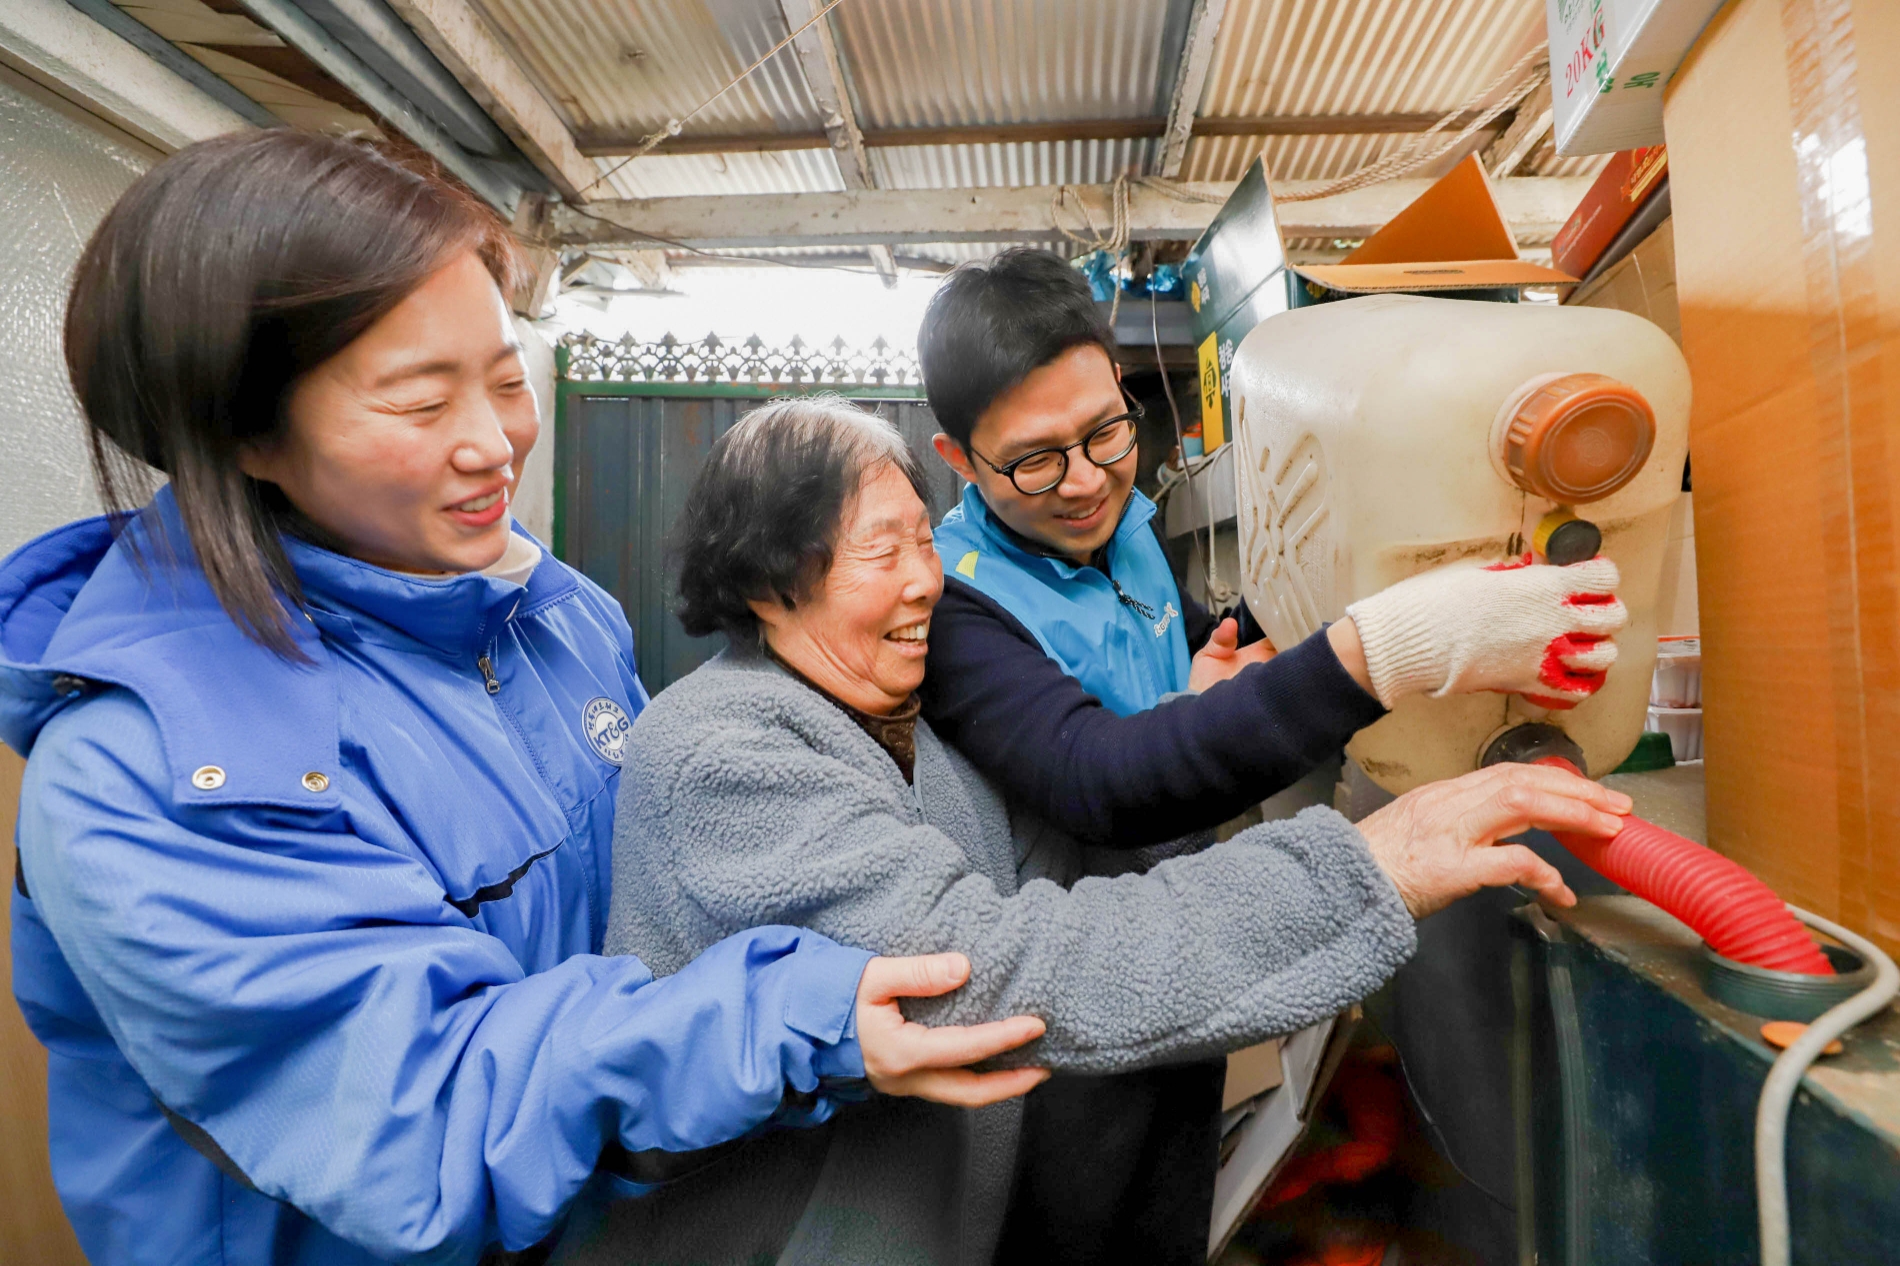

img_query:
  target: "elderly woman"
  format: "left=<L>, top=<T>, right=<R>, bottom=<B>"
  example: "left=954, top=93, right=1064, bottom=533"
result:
left=576, top=399, right=1629, bottom=1266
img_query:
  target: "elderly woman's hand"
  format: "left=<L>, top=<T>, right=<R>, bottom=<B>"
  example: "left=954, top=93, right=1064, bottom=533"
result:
left=1357, top=763, right=1633, bottom=919
left=855, top=953, right=1050, bottom=1107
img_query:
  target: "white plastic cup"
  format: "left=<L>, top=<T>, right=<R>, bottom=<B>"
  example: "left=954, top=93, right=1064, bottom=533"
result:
left=1646, top=704, right=1703, bottom=762
left=1651, top=635, right=1702, bottom=707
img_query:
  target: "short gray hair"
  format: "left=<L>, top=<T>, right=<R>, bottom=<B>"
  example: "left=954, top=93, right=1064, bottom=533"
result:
left=674, top=396, right=933, bottom=642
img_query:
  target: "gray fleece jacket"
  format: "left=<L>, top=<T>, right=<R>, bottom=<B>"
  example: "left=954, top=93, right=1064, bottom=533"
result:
left=573, top=646, right=1416, bottom=1266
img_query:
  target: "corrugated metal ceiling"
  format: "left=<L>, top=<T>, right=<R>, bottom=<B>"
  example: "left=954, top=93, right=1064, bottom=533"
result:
left=469, top=0, right=1604, bottom=239
left=1183, top=0, right=1544, bottom=182
left=836, top=0, right=1186, bottom=129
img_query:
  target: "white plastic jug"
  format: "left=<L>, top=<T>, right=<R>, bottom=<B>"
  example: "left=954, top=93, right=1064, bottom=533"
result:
left=1229, top=293, right=1691, bottom=793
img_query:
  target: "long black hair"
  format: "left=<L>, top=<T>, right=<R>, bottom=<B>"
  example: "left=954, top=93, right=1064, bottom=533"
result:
left=64, top=130, right=526, bottom=657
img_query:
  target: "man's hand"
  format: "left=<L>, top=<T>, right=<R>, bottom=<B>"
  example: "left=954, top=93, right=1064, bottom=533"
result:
left=855, top=953, right=1049, bottom=1107
left=1342, top=557, right=1627, bottom=709
left=1356, top=763, right=1632, bottom=919
left=1188, top=617, right=1277, bottom=692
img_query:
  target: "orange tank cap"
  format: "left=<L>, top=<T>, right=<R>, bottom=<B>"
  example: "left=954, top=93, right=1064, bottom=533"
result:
left=1500, top=372, right=1656, bottom=504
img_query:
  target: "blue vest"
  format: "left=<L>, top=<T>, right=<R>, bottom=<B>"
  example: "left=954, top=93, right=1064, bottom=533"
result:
left=934, top=485, right=1191, bottom=715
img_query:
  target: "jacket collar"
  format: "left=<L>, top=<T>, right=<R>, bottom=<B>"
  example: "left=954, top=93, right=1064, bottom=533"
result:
left=287, top=523, right=572, bottom=661
left=0, top=486, right=572, bottom=809
left=952, top=483, right=1158, bottom=582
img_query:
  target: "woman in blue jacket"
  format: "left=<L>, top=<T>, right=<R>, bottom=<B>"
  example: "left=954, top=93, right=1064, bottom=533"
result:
left=0, top=130, right=1044, bottom=1266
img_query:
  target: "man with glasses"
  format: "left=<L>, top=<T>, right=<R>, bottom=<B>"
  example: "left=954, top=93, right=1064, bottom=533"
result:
left=915, top=248, right=1629, bottom=1265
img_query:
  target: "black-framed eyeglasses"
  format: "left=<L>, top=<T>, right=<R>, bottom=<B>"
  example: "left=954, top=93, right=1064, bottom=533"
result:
left=968, top=395, right=1146, bottom=496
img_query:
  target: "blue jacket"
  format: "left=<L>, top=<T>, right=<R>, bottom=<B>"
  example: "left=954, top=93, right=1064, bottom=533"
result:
left=931, top=486, right=1191, bottom=715
left=1, top=489, right=872, bottom=1265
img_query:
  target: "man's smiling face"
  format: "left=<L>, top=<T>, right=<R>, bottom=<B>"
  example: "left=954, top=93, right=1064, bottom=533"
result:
left=945, top=343, right=1133, bottom=563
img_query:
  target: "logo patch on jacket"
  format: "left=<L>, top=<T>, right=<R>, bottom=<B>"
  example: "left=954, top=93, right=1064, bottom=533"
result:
left=583, top=697, right=631, bottom=766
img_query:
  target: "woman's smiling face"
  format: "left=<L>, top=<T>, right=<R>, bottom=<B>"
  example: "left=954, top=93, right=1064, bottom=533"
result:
left=750, top=461, right=944, bottom=715
left=240, top=250, right=538, bottom=575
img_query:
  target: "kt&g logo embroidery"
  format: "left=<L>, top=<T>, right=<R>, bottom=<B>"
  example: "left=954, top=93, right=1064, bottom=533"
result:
left=583, top=697, right=632, bottom=766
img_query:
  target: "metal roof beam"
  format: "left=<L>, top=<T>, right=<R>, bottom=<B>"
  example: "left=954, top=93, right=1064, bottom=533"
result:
left=778, top=0, right=870, bottom=188
left=1157, top=0, right=1227, bottom=178
left=237, top=0, right=525, bottom=213
left=382, top=0, right=597, bottom=200
left=61, top=0, right=281, bottom=129
left=0, top=0, right=253, bottom=150
left=574, top=112, right=1500, bottom=157
left=777, top=0, right=895, bottom=287
left=550, top=176, right=1593, bottom=251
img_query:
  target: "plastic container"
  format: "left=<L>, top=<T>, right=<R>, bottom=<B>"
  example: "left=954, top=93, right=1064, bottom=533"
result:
left=1228, top=294, right=1692, bottom=792
left=1650, top=635, right=1702, bottom=707
left=1646, top=705, right=1703, bottom=762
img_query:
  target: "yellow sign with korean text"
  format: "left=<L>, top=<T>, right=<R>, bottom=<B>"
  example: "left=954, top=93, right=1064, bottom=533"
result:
left=1196, top=331, right=1225, bottom=451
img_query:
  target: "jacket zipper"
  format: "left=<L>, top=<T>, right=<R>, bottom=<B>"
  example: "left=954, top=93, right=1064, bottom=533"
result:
left=475, top=602, right=520, bottom=697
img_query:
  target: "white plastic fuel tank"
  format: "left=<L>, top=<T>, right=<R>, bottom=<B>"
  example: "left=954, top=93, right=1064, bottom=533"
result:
left=1229, top=293, right=1691, bottom=793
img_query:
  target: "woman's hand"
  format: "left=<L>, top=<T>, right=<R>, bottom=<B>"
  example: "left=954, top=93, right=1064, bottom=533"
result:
left=1188, top=617, right=1277, bottom=692
left=1357, top=763, right=1632, bottom=919
left=855, top=953, right=1050, bottom=1107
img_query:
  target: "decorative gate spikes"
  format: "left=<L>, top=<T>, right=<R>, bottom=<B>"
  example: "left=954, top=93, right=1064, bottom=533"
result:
left=561, top=331, right=923, bottom=387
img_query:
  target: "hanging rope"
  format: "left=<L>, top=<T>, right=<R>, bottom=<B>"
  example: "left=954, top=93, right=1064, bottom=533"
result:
left=1049, top=173, right=1230, bottom=254
left=1051, top=173, right=1135, bottom=322
left=1050, top=173, right=1133, bottom=256
left=1276, top=46, right=1548, bottom=202
left=582, top=0, right=855, bottom=196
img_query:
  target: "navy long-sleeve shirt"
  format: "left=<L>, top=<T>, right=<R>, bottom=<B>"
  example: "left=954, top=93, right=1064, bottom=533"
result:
left=920, top=571, right=1386, bottom=850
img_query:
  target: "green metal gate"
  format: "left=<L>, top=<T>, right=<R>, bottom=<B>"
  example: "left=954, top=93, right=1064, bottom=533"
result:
left=554, top=370, right=948, bottom=693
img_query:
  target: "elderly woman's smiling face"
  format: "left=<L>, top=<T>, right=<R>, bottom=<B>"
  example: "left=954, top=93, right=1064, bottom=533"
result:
left=749, top=461, right=943, bottom=714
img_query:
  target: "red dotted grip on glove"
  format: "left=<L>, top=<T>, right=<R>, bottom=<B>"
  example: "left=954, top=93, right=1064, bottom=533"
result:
left=1534, top=757, right=1833, bottom=975
left=1487, top=554, right=1618, bottom=710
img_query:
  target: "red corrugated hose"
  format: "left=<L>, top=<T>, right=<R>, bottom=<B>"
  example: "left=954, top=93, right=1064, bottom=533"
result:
left=1533, top=756, right=1833, bottom=975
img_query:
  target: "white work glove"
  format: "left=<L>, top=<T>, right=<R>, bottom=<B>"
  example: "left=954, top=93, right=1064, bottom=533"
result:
left=1344, top=555, right=1626, bottom=710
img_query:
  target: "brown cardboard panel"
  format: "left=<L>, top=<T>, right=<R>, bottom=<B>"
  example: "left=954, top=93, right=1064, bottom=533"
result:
left=1572, top=218, right=1682, bottom=344
left=1222, top=1039, right=1285, bottom=1112
left=1290, top=154, right=1580, bottom=292
left=1295, top=259, right=1579, bottom=293
left=1667, top=5, right=1812, bottom=426
left=1692, top=384, right=1845, bottom=908
left=0, top=744, right=87, bottom=1265
left=1666, top=0, right=1900, bottom=953
left=1341, top=154, right=1521, bottom=265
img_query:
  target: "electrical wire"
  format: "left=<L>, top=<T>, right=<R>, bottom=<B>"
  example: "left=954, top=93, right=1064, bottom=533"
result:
left=581, top=0, right=855, bottom=196
left=1756, top=907, right=1899, bottom=1266
left=1149, top=290, right=1233, bottom=611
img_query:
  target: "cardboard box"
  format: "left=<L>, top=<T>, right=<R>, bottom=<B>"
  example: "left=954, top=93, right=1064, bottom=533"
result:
left=1221, top=1038, right=1285, bottom=1112
left=1552, top=144, right=1669, bottom=278
left=1664, top=0, right=1900, bottom=955
left=1570, top=216, right=1680, bottom=343
left=1, top=742, right=87, bottom=1265
left=1546, top=0, right=1727, bottom=155
left=1182, top=155, right=1574, bottom=454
